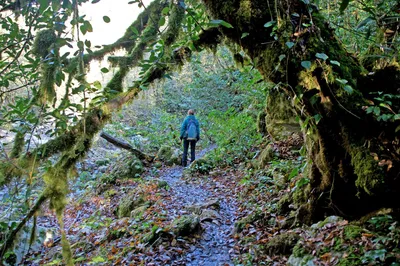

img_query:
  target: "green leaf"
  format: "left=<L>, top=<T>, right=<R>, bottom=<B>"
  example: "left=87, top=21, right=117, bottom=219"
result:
left=161, top=7, right=170, bottom=15
left=209, top=20, right=233, bottom=28
left=158, top=17, right=166, bottom=27
left=336, top=78, right=348, bottom=85
left=343, top=85, right=354, bottom=94
left=330, top=60, right=340, bottom=66
left=301, top=61, right=311, bottom=69
left=315, top=53, right=328, bottom=60
left=91, top=256, right=105, bottom=263
left=289, top=168, right=299, bottom=180
left=91, top=0, right=100, bottom=3
left=286, top=41, right=295, bottom=48
left=85, top=40, right=91, bottom=48
left=279, top=54, right=286, bottom=61
left=314, top=114, right=322, bottom=124
left=264, top=21, right=276, bottom=28
left=100, top=67, right=109, bottom=73
left=373, top=106, right=380, bottom=116
left=241, top=32, right=249, bottom=39
left=340, top=0, right=352, bottom=12
left=77, top=41, right=84, bottom=50
left=93, top=81, right=102, bottom=89
left=296, top=177, right=310, bottom=188
left=131, top=27, right=139, bottom=36
left=103, top=16, right=110, bottom=23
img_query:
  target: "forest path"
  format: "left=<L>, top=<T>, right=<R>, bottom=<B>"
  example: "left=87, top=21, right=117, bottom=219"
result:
left=156, top=145, right=239, bottom=265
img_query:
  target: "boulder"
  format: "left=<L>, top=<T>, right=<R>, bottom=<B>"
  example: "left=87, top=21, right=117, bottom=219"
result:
left=157, top=145, right=181, bottom=166
left=170, top=215, right=200, bottom=236
left=109, top=152, right=144, bottom=179
left=117, top=193, right=146, bottom=218
left=130, top=205, right=149, bottom=220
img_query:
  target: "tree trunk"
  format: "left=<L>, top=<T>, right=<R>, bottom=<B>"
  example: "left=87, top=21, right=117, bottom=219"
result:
left=100, top=131, right=154, bottom=164
left=203, top=0, right=400, bottom=222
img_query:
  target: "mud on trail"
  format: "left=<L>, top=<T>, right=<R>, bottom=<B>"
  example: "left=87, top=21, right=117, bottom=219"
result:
left=28, top=145, right=243, bottom=265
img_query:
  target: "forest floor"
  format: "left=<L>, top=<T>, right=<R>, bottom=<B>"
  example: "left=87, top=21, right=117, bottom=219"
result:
left=22, top=142, right=246, bottom=265
left=9, top=137, right=400, bottom=265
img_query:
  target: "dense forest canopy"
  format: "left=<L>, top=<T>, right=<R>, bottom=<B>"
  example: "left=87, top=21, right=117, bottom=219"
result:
left=0, top=0, right=399, bottom=264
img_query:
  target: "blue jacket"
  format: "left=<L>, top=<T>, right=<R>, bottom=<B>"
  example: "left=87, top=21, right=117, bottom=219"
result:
left=180, top=115, right=200, bottom=140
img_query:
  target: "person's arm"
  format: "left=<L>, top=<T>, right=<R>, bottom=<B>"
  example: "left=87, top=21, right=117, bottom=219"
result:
left=180, top=118, right=187, bottom=139
left=196, top=120, right=200, bottom=141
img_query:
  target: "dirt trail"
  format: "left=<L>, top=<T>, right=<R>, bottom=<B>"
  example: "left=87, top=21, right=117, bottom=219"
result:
left=158, top=146, right=238, bottom=265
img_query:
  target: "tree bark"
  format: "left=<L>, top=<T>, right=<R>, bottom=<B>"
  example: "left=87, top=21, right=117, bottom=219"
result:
left=100, top=131, right=154, bottom=163
left=203, top=0, right=400, bottom=222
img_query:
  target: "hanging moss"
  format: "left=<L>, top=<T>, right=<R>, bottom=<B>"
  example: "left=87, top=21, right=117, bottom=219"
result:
left=162, top=2, right=185, bottom=46
left=10, top=131, right=25, bottom=159
left=32, top=29, right=56, bottom=58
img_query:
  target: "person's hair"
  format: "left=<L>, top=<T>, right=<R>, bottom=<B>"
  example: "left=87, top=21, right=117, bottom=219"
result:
left=188, top=109, right=195, bottom=115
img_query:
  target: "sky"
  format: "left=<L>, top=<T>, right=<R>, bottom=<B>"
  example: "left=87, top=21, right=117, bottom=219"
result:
left=79, top=0, right=153, bottom=46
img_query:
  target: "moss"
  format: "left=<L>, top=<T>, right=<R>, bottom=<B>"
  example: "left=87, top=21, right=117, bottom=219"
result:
left=130, top=205, right=149, bottom=220
left=264, top=231, right=300, bottom=256
left=293, top=184, right=311, bottom=205
left=234, top=210, right=263, bottom=233
left=110, top=153, right=144, bottom=179
left=277, top=193, right=292, bottom=214
left=256, top=111, right=267, bottom=135
left=10, top=131, right=25, bottom=158
left=344, top=224, right=363, bottom=240
left=292, top=243, right=308, bottom=257
left=117, top=194, right=145, bottom=218
left=156, top=145, right=181, bottom=166
left=257, top=144, right=274, bottom=169
left=170, top=215, right=200, bottom=236
left=32, top=29, right=56, bottom=58
left=350, top=146, right=385, bottom=195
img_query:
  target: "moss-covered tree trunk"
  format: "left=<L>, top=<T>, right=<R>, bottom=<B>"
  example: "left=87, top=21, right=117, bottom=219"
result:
left=203, top=0, right=400, bottom=222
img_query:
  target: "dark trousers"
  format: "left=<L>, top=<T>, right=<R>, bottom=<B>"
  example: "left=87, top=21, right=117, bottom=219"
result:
left=182, top=139, right=196, bottom=166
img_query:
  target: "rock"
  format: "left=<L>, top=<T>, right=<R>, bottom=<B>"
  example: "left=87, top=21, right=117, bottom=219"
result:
left=170, top=215, right=200, bottom=236
left=109, top=152, right=144, bottom=179
left=71, top=240, right=95, bottom=253
left=257, top=144, right=275, bottom=169
left=187, top=199, right=220, bottom=214
left=264, top=231, right=300, bottom=256
left=310, top=215, right=343, bottom=230
left=156, top=180, right=169, bottom=189
left=117, top=193, right=146, bottom=218
left=157, top=145, right=181, bottom=165
left=130, top=205, right=149, bottom=219
left=200, top=209, right=221, bottom=222
left=233, top=211, right=263, bottom=233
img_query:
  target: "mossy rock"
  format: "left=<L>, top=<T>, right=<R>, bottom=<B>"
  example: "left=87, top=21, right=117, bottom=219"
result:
left=311, top=215, right=343, bottom=230
left=170, top=215, right=200, bottom=236
left=156, top=180, right=169, bottom=189
left=104, top=189, right=118, bottom=198
left=110, top=152, right=144, bottom=179
left=257, top=144, right=275, bottom=169
left=188, top=156, right=214, bottom=174
left=277, top=193, right=292, bottom=214
left=264, top=231, right=300, bottom=256
left=117, top=193, right=146, bottom=218
left=157, top=145, right=181, bottom=166
left=234, top=210, right=263, bottom=233
left=130, top=205, right=149, bottom=220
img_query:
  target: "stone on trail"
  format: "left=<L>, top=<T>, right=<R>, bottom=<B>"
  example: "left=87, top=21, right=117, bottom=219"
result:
left=117, top=193, right=146, bottom=218
left=109, top=151, right=144, bottom=179
left=156, top=145, right=182, bottom=166
left=200, top=209, right=222, bottom=222
left=170, top=215, right=201, bottom=236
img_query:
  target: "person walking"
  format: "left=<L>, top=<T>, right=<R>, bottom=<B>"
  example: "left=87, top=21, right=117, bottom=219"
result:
left=180, top=109, right=200, bottom=167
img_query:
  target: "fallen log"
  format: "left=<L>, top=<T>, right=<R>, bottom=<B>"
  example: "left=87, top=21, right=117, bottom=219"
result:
left=100, top=131, right=154, bottom=163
